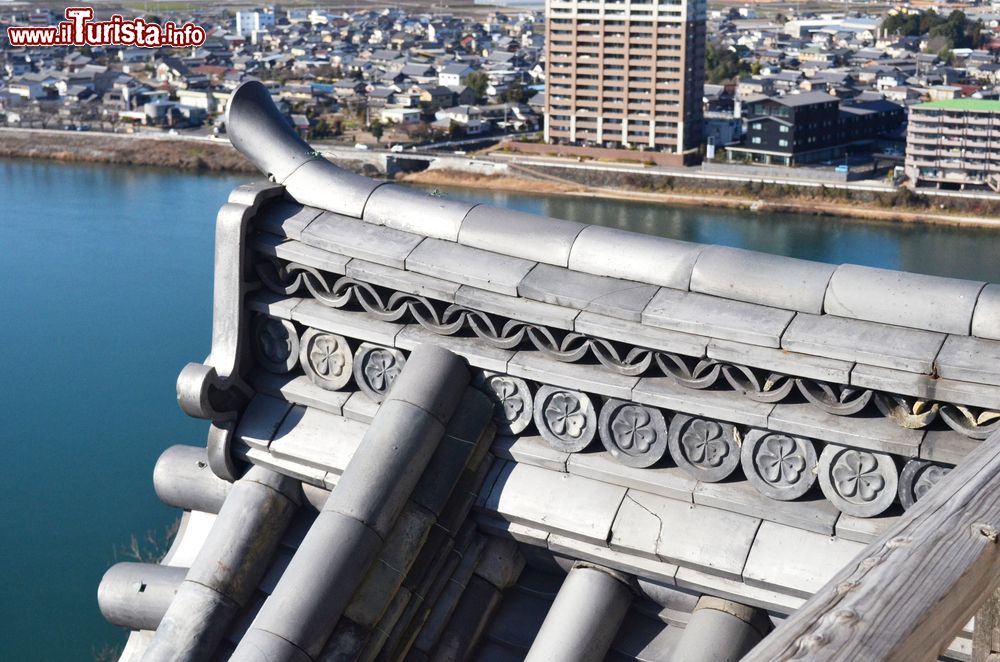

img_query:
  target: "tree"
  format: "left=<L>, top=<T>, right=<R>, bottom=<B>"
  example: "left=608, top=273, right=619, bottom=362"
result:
left=705, top=42, right=751, bottom=84
left=501, top=82, right=526, bottom=104
left=882, top=9, right=986, bottom=50
left=370, top=120, right=384, bottom=144
left=467, top=71, right=489, bottom=101
left=313, top=115, right=340, bottom=139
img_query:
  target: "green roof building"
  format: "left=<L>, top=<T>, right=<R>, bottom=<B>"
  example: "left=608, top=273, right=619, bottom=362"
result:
left=905, top=98, right=1000, bottom=191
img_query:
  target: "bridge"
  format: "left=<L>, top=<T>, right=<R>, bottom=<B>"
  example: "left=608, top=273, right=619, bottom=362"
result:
left=98, top=81, right=1000, bottom=662
left=305, top=143, right=508, bottom=180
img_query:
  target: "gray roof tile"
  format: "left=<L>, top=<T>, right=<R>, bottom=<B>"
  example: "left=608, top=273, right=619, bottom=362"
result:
left=483, top=462, right=627, bottom=545
left=300, top=211, right=425, bottom=269
left=566, top=451, right=697, bottom=503
left=455, top=285, right=579, bottom=331
left=644, top=289, right=794, bottom=348
left=937, top=335, right=1000, bottom=387
left=768, top=401, right=923, bottom=456
left=781, top=313, right=945, bottom=374
left=620, top=490, right=760, bottom=581
left=973, top=284, right=1000, bottom=340
left=568, top=226, right=703, bottom=290
left=824, top=264, right=984, bottom=335
left=691, top=246, right=835, bottom=314
left=633, top=377, right=774, bottom=428
left=406, top=238, right=535, bottom=296
left=458, top=206, right=586, bottom=267
left=362, top=185, right=474, bottom=242
left=518, top=263, right=658, bottom=321
left=574, top=311, right=708, bottom=357
left=743, top=521, right=864, bottom=598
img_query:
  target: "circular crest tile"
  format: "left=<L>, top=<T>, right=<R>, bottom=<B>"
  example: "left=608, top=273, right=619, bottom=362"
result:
left=667, top=414, right=741, bottom=483
left=740, top=430, right=817, bottom=501
left=818, top=444, right=898, bottom=518
left=352, top=343, right=406, bottom=403
left=898, top=458, right=951, bottom=510
left=479, top=372, right=534, bottom=435
left=252, top=315, right=299, bottom=374
left=532, top=385, right=597, bottom=453
left=299, top=328, right=353, bottom=391
left=598, top=399, right=669, bottom=468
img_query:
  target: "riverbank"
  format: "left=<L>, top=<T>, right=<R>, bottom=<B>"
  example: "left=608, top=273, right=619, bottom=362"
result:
left=0, top=128, right=256, bottom=172
left=399, top=169, right=1000, bottom=228
left=5, top=128, right=1000, bottom=227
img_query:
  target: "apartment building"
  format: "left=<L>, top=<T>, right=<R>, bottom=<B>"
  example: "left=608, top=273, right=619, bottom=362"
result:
left=905, top=99, right=1000, bottom=191
left=544, top=0, right=707, bottom=163
left=725, top=92, right=903, bottom=166
left=235, top=11, right=276, bottom=37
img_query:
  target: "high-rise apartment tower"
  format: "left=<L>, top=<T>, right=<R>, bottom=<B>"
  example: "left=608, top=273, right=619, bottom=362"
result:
left=544, top=0, right=706, bottom=162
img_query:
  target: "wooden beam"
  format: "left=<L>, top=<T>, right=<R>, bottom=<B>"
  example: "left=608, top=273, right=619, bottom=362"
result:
left=974, top=590, right=1000, bottom=662
left=743, top=430, right=1000, bottom=662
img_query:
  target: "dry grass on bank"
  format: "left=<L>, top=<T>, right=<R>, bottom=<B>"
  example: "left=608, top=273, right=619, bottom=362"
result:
left=0, top=130, right=256, bottom=172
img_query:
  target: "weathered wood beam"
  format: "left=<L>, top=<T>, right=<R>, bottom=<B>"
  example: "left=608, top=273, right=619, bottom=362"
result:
left=973, top=589, right=1000, bottom=662
left=743, top=429, right=1000, bottom=662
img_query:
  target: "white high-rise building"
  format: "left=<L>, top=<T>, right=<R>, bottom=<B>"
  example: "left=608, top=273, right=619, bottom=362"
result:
left=235, top=11, right=276, bottom=37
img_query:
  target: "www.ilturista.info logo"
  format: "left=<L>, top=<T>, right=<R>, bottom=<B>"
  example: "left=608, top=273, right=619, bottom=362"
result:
left=7, top=7, right=207, bottom=48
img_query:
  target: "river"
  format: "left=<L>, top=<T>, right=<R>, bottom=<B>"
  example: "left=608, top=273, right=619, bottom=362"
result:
left=2, top=157, right=998, bottom=661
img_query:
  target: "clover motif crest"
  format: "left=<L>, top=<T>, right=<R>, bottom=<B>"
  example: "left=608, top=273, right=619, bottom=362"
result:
left=490, top=377, right=524, bottom=422
left=913, top=465, right=949, bottom=501
left=309, top=335, right=345, bottom=378
left=755, top=435, right=806, bottom=485
left=832, top=450, right=885, bottom=502
left=680, top=419, right=728, bottom=467
left=363, top=350, right=400, bottom=391
left=611, top=406, right=655, bottom=454
left=544, top=392, right=586, bottom=439
left=258, top=319, right=292, bottom=363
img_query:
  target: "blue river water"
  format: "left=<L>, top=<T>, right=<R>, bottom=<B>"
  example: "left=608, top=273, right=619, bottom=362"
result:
left=1, top=157, right=998, bottom=660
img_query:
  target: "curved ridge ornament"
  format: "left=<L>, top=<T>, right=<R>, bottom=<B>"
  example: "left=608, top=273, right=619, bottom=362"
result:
left=940, top=404, right=1000, bottom=440
left=656, top=354, right=721, bottom=390
left=796, top=379, right=873, bottom=416
left=874, top=393, right=939, bottom=429
left=722, top=364, right=795, bottom=404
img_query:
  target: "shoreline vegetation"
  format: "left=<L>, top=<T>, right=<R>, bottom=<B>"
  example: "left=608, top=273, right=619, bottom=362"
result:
left=4, top=128, right=1000, bottom=228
